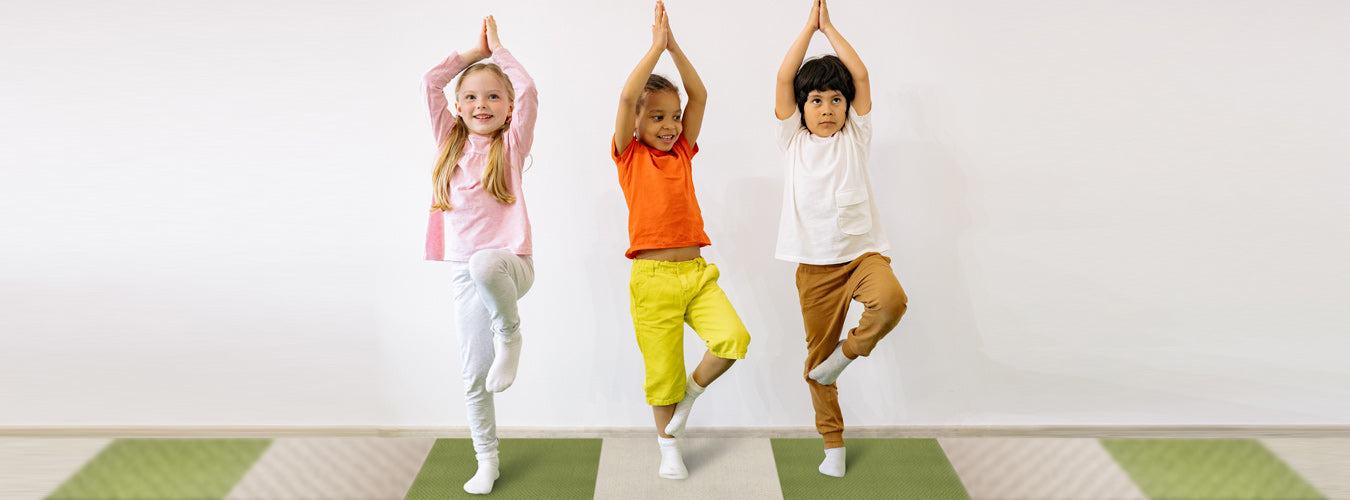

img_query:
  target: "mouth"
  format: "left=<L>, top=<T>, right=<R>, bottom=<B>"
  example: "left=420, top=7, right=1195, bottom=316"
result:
left=657, top=134, right=675, bottom=142
left=473, top=113, right=494, bottom=122
left=819, top=121, right=836, bottom=127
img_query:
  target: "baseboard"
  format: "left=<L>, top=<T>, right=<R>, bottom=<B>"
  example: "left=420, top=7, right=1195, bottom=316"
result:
left=4, top=425, right=1350, bottom=439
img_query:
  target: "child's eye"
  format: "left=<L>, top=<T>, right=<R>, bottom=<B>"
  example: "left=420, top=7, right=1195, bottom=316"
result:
left=673, top=115, right=681, bottom=121
left=811, top=98, right=821, bottom=104
left=833, top=97, right=841, bottom=103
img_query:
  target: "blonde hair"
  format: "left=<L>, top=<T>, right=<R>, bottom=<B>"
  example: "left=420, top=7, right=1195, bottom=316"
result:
left=431, top=63, right=516, bottom=212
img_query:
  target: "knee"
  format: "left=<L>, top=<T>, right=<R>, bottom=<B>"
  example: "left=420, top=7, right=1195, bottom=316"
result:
left=462, top=371, right=489, bottom=397
left=710, top=331, right=750, bottom=360
left=877, top=292, right=907, bottom=330
left=468, top=250, right=508, bottom=282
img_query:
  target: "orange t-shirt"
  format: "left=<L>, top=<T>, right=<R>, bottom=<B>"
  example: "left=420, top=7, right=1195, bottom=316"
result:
left=612, top=135, right=711, bottom=259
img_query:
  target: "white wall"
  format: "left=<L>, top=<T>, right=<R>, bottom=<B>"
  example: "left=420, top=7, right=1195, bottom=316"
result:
left=3, top=0, right=1348, bottom=428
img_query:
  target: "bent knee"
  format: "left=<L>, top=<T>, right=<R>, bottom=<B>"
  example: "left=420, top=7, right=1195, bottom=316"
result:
left=467, top=250, right=509, bottom=280
left=709, top=331, right=750, bottom=360
left=877, top=294, right=907, bottom=329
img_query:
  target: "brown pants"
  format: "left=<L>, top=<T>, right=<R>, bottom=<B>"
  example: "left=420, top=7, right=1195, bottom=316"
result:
left=796, top=252, right=907, bottom=449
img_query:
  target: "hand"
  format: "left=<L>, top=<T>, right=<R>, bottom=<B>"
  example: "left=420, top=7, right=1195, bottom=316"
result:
left=651, top=1, right=668, bottom=51
left=818, top=0, right=833, bottom=32
left=806, top=0, right=821, bottom=32
left=486, top=15, right=502, bottom=52
left=467, top=18, right=490, bottom=59
left=661, top=1, right=680, bottom=51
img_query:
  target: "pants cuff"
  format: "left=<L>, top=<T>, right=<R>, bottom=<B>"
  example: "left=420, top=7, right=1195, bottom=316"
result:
left=822, top=431, right=844, bottom=449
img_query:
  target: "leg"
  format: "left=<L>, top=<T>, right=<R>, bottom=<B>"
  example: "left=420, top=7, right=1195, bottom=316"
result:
left=448, top=264, right=500, bottom=494
left=796, top=262, right=853, bottom=450
left=667, top=261, right=750, bottom=437
left=840, top=254, right=906, bottom=359
left=467, top=250, right=535, bottom=392
left=630, top=260, right=690, bottom=478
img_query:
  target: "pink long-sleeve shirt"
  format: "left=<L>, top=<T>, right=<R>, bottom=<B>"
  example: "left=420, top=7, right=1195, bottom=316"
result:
left=423, top=49, right=537, bottom=261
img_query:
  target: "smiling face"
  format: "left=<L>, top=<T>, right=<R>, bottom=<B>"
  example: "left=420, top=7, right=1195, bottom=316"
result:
left=635, top=89, right=683, bottom=151
left=454, top=69, right=514, bottom=136
left=803, top=89, right=848, bottom=137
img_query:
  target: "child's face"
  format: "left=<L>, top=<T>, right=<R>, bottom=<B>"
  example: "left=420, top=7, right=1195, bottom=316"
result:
left=803, top=89, right=848, bottom=137
left=635, top=90, right=683, bottom=152
left=454, top=71, right=514, bottom=136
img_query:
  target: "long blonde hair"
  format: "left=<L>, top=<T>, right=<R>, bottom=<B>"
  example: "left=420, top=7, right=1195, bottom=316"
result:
left=431, top=63, right=516, bottom=212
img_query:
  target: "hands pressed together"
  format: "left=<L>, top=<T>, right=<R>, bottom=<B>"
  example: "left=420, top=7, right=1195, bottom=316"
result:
left=651, top=1, right=681, bottom=54
left=465, top=15, right=504, bottom=62
left=805, top=0, right=835, bottom=33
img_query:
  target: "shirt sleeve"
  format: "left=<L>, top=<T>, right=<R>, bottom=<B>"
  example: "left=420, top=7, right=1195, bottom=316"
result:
left=493, top=48, right=538, bottom=157
left=847, top=108, right=873, bottom=145
left=423, top=52, right=469, bottom=145
left=777, top=109, right=803, bottom=151
left=676, top=134, right=698, bottom=159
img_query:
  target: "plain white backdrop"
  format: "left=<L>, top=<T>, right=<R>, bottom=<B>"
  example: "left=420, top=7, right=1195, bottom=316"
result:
left=2, top=0, right=1348, bottom=428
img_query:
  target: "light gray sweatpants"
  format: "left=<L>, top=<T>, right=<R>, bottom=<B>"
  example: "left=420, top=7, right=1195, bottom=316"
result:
left=448, top=249, right=534, bottom=460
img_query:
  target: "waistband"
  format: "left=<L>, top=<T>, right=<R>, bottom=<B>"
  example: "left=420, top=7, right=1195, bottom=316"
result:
left=631, top=256, right=708, bottom=273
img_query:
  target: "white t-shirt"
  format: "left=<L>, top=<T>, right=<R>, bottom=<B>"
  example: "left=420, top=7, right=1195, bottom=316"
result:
left=775, top=109, right=889, bottom=265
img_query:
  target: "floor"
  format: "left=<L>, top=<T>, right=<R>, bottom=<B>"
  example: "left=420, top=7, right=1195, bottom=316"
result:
left=2, top=436, right=1346, bottom=499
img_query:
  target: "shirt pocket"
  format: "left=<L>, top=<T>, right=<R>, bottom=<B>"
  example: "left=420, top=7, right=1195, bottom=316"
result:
left=835, top=188, right=872, bottom=235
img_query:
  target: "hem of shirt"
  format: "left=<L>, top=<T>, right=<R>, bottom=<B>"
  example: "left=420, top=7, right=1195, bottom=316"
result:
left=625, top=240, right=711, bottom=260
left=431, top=249, right=533, bottom=262
left=774, top=246, right=890, bottom=265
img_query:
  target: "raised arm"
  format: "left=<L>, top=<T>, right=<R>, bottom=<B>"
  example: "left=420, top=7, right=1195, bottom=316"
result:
left=819, top=0, right=870, bottom=115
left=424, top=19, right=492, bottom=142
left=776, top=1, right=820, bottom=120
left=663, top=4, right=706, bottom=146
left=614, top=2, right=667, bottom=155
left=486, top=16, right=539, bottom=155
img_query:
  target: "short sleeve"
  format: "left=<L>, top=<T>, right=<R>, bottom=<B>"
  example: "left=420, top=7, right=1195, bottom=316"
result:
left=846, top=109, right=873, bottom=144
left=777, top=109, right=803, bottom=151
left=675, top=134, right=698, bottom=158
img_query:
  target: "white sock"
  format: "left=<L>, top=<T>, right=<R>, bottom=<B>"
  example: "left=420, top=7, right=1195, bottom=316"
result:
left=486, top=333, right=521, bottom=392
left=657, top=436, right=688, bottom=479
left=819, top=447, right=846, bottom=477
left=463, top=458, right=500, bottom=494
left=808, top=341, right=854, bottom=386
left=663, top=374, right=706, bottom=437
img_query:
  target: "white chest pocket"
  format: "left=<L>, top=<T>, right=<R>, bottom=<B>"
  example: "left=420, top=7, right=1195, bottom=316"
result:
left=835, top=188, right=872, bottom=235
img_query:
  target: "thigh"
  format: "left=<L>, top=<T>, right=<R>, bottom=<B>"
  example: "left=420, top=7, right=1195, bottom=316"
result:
left=848, top=254, right=906, bottom=308
left=685, top=264, right=750, bottom=359
left=450, top=264, right=492, bottom=374
left=630, top=266, right=688, bottom=404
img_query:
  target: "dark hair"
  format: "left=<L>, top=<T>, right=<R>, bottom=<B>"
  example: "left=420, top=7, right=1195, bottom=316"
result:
left=636, top=74, right=681, bottom=112
left=793, top=55, right=855, bottom=128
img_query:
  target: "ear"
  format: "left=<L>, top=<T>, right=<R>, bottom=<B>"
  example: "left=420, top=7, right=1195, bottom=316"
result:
left=452, top=100, right=461, bottom=116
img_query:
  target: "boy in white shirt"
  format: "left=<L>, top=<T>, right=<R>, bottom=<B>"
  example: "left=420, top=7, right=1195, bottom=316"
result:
left=774, top=0, right=908, bottom=478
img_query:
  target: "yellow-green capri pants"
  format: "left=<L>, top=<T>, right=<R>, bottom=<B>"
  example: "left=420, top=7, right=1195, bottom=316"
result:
left=630, top=257, right=751, bottom=406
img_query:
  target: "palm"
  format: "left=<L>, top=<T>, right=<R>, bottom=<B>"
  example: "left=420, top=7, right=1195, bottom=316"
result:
left=474, top=20, right=490, bottom=54
left=486, top=15, right=501, bottom=51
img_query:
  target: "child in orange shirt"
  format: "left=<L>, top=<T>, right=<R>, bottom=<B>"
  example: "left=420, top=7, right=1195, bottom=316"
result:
left=611, top=1, right=752, bottom=480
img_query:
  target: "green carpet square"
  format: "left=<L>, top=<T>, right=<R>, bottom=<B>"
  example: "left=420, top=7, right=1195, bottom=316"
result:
left=771, top=438, right=970, bottom=500
left=1102, top=438, right=1324, bottom=500
left=404, top=438, right=601, bottom=500
left=46, top=438, right=271, bottom=500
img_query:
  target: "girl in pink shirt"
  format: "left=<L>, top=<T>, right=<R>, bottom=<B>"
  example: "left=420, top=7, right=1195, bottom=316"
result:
left=422, top=15, right=537, bottom=495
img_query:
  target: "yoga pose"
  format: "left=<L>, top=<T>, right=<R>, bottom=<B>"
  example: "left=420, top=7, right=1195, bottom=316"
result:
left=612, top=1, right=752, bottom=480
left=422, top=15, right=538, bottom=494
left=775, top=0, right=909, bottom=478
